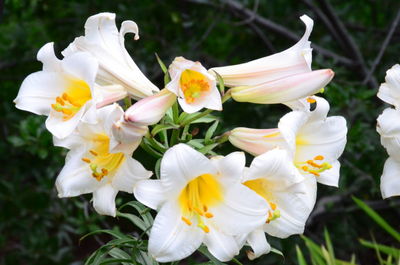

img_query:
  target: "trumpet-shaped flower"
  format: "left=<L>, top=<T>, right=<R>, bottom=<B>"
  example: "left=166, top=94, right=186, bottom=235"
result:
left=125, top=89, right=177, bottom=125
left=238, top=149, right=316, bottom=259
left=229, top=97, right=347, bottom=187
left=377, top=107, right=400, bottom=198
left=209, top=15, right=334, bottom=105
left=54, top=104, right=151, bottom=216
left=14, top=42, right=100, bottom=139
left=377, top=64, right=400, bottom=108
left=63, top=12, right=159, bottom=100
left=134, top=144, right=268, bottom=262
left=166, top=57, right=222, bottom=113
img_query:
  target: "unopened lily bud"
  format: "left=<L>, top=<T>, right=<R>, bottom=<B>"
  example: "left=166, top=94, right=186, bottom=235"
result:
left=231, top=69, right=334, bottom=104
left=111, top=119, right=148, bottom=154
left=125, top=89, right=176, bottom=126
left=229, top=127, right=288, bottom=156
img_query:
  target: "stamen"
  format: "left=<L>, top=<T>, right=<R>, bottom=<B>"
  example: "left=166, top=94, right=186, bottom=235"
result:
left=101, top=168, right=108, bottom=175
left=181, top=216, right=192, bottom=226
left=62, top=93, right=69, bottom=101
left=203, top=205, right=208, bottom=212
left=314, top=155, right=324, bottom=160
left=56, top=97, right=65, bottom=106
left=81, top=158, right=91, bottom=163
left=198, top=223, right=210, bottom=233
left=269, top=202, right=277, bottom=211
left=90, top=150, right=98, bottom=156
left=307, top=97, right=316, bottom=103
left=205, top=212, right=213, bottom=218
left=194, top=207, right=204, bottom=216
left=309, top=170, right=320, bottom=177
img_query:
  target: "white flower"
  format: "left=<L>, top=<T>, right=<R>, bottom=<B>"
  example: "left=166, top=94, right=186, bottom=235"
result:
left=229, top=97, right=347, bottom=187
left=377, top=107, right=400, bottom=198
left=377, top=64, right=400, bottom=108
left=134, top=144, right=268, bottom=262
left=166, top=57, right=222, bottom=113
left=14, top=42, right=100, bottom=139
left=54, top=104, right=151, bottom=216
left=63, top=12, right=159, bottom=100
left=209, top=15, right=334, bottom=105
left=238, top=149, right=316, bottom=259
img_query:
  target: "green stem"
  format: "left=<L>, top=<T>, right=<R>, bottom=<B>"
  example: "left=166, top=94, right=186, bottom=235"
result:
left=180, top=109, right=213, bottom=126
left=172, top=102, right=179, bottom=123
left=222, top=89, right=232, bottom=103
left=232, top=258, right=244, bottom=265
left=170, top=128, right=180, bottom=146
left=124, top=97, right=132, bottom=109
left=180, top=124, right=190, bottom=141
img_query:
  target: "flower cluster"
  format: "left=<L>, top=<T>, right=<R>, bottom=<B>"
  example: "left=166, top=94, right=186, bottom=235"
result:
left=377, top=65, right=400, bottom=198
left=14, top=12, right=347, bottom=263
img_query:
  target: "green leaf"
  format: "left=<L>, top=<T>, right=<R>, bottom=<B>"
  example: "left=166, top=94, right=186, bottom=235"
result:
left=197, top=245, right=227, bottom=265
left=155, top=53, right=168, bottom=74
left=212, top=70, right=225, bottom=95
left=80, top=229, right=126, bottom=243
left=191, top=115, right=219, bottom=124
left=186, top=139, right=205, bottom=149
left=205, top=120, right=219, bottom=145
left=117, top=212, right=149, bottom=232
left=296, top=245, right=308, bottom=265
left=151, top=124, right=179, bottom=136
left=353, top=196, right=400, bottom=241
left=359, top=239, right=400, bottom=258
left=270, top=247, right=284, bottom=258
left=324, top=228, right=336, bottom=263
left=199, top=143, right=219, bottom=154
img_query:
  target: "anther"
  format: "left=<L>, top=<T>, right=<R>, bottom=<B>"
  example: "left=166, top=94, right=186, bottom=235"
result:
left=56, top=97, right=65, bottom=106
left=269, top=202, right=277, bottom=211
left=314, top=155, right=324, bottom=160
left=62, top=93, right=69, bottom=101
left=205, top=213, right=214, bottom=218
left=309, top=170, right=320, bottom=177
left=307, top=97, right=316, bottom=103
left=181, top=216, right=192, bottom=226
left=81, top=158, right=91, bottom=163
left=194, top=207, right=204, bottom=216
left=90, top=150, right=98, bottom=156
left=203, top=205, right=208, bottom=212
left=101, top=168, right=108, bottom=175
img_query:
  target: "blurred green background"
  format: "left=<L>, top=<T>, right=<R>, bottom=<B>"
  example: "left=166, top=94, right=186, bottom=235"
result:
left=1, top=0, right=400, bottom=264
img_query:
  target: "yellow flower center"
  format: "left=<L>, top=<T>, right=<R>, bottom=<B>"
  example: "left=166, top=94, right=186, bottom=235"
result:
left=81, top=133, right=125, bottom=181
left=51, top=78, right=92, bottom=120
left=243, top=178, right=280, bottom=223
left=179, top=69, right=210, bottom=104
left=295, top=155, right=332, bottom=177
left=178, top=173, right=222, bottom=233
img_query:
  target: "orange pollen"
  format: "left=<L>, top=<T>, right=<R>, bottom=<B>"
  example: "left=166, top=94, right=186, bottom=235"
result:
left=302, top=165, right=309, bottom=171
left=194, top=207, right=204, bottom=216
left=307, top=97, right=316, bottom=103
left=202, top=225, right=210, bottom=233
left=203, top=205, right=208, bottom=212
left=81, top=158, right=91, bottom=163
left=56, top=97, right=65, bottom=105
left=269, top=202, right=277, bottom=211
left=205, top=212, right=214, bottom=218
left=90, top=150, right=98, bottom=156
left=181, top=216, right=192, bottom=226
left=309, top=170, right=320, bottom=177
left=101, top=168, right=109, bottom=175
left=314, top=155, right=324, bottom=160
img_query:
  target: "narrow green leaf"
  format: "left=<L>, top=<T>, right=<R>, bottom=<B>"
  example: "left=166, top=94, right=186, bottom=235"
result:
left=199, top=143, right=219, bottom=154
left=155, top=53, right=168, bottom=74
left=151, top=124, right=179, bottom=136
left=270, top=247, right=284, bottom=257
left=296, top=245, right=308, bottom=265
left=80, top=229, right=126, bottom=242
left=155, top=158, right=161, bottom=179
left=324, top=228, right=336, bottom=263
left=197, top=245, right=227, bottom=265
left=205, top=120, right=219, bottom=144
left=353, top=196, right=400, bottom=241
left=360, top=239, right=400, bottom=258
left=187, top=139, right=205, bottom=149
left=212, top=70, right=225, bottom=95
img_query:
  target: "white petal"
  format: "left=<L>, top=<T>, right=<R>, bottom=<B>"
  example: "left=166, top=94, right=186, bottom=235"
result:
left=56, top=150, right=102, bottom=197
left=149, top=201, right=204, bottom=262
left=377, top=64, right=400, bottom=107
left=14, top=72, right=67, bottom=115
left=381, top=157, right=400, bottom=199
left=45, top=104, right=86, bottom=139
left=211, top=152, right=245, bottom=186
left=61, top=51, right=98, bottom=89
left=134, top=180, right=166, bottom=210
left=377, top=108, right=400, bottom=161
left=247, top=229, right=271, bottom=260
left=92, top=184, right=118, bottom=217
left=295, top=116, right=347, bottom=164
left=37, top=42, right=61, bottom=72
left=204, top=228, right=240, bottom=262
left=317, top=161, right=340, bottom=187
left=264, top=176, right=316, bottom=238
left=160, top=144, right=217, bottom=195
left=212, top=184, right=268, bottom=235
left=177, top=97, right=204, bottom=113
left=204, top=86, right=223, bottom=111
left=245, top=149, right=304, bottom=187
left=112, top=156, right=152, bottom=193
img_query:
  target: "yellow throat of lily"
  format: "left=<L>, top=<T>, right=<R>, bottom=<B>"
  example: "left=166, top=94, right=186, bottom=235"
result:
left=81, top=133, right=125, bottom=182
left=178, top=173, right=222, bottom=233
left=179, top=69, right=210, bottom=104
left=51, top=78, right=92, bottom=120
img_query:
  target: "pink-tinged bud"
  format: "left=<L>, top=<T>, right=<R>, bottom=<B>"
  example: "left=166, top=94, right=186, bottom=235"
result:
left=111, top=119, right=148, bottom=154
left=231, top=69, right=334, bottom=104
left=125, top=89, right=176, bottom=126
left=229, top=127, right=288, bottom=156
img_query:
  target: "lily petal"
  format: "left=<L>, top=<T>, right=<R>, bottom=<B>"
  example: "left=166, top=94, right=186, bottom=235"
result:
left=134, top=180, right=166, bottom=210
left=247, top=229, right=271, bottom=260
left=377, top=64, right=400, bottom=108
left=204, top=228, right=240, bottom=262
left=92, top=184, right=118, bottom=217
left=381, top=157, right=400, bottom=199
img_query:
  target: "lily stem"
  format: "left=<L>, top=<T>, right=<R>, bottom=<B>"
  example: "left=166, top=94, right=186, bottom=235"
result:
left=232, top=258, right=244, bottom=265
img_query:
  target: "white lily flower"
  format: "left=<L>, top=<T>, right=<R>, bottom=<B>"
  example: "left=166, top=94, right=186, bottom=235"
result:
left=377, top=107, right=400, bottom=198
left=134, top=144, right=268, bottom=262
left=125, top=89, right=177, bottom=125
left=377, top=64, right=400, bottom=108
left=63, top=12, right=159, bottom=100
left=209, top=15, right=334, bottom=105
left=229, top=97, right=347, bottom=187
left=166, top=57, right=222, bottom=113
left=239, top=149, right=317, bottom=259
left=14, top=42, right=101, bottom=139
left=54, top=104, right=151, bottom=217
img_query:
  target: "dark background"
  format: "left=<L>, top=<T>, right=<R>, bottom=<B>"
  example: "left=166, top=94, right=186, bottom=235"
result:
left=1, top=0, right=400, bottom=264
